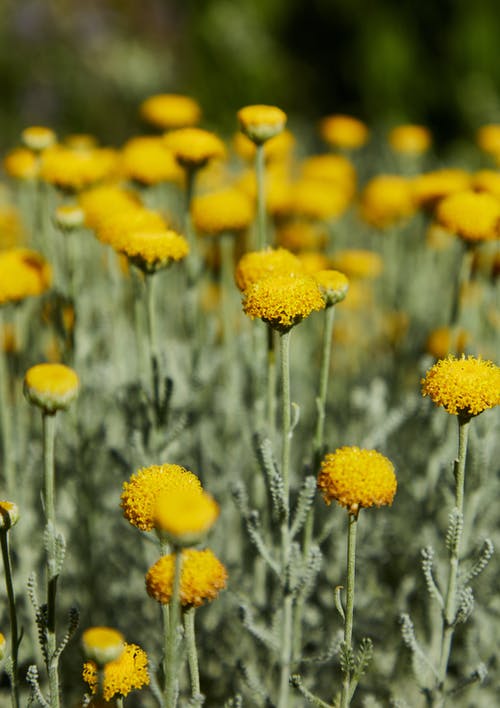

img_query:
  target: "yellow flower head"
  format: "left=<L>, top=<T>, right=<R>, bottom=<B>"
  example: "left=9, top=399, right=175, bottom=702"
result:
left=82, top=627, right=125, bottom=666
left=95, top=208, right=167, bottom=247
left=472, top=169, right=500, bottom=199
left=120, top=464, right=202, bottom=532
left=315, top=269, right=349, bottom=306
left=40, top=145, right=118, bottom=191
left=21, top=126, right=56, bottom=152
left=24, top=363, right=79, bottom=414
left=83, top=643, right=149, bottom=701
left=164, top=128, right=225, bottom=170
left=155, top=488, right=219, bottom=545
left=426, top=326, right=469, bottom=360
left=0, top=205, right=26, bottom=250
left=243, top=274, right=325, bottom=332
left=0, top=501, right=20, bottom=530
left=54, top=204, right=84, bottom=231
left=360, top=175, right=416, bottom=229
left=3, top=148, right=39, bottom=180
left=117, top=229, right=189, bottom=273
left=476, top=124, right=500, bottom=156
left=276, top=221, right=328, bottom=253
left=412, top=169, right=471, bottom=209
left=237, top=104, right=287, bottom=145
left=64, top=134, right=98, bottom=151
left=318, top=446, right=397, bottom=515
left=192, top=188, right=254, bottom=236
left=0, top=633, right=5, bottom=660
left=0, top=249, right=52, bottom=305
left=78, top=185, right=140, bottom=230
left=388, top=124, right=432, bottom=155
left=319, top=114, right=369, bottom=150
left=296, top=251, right=331, bottom=275
left=140, top=93, right=201, bottom=130
left=233, top=129, right=295, bottom=163
left=330, top=249, right=383, bottom=280
left=235, top=247, right=303, bottom=292
left=146, top=548, right=228, bottom=607
left=300, top=154, right=357, bottom=198
left=286, top=179, right=351, bottom=221
left=421, top=355, right=500, bottom=418
left=120, top=136, right=183, bottom=185
left=436, top=190, right=500, bottom=243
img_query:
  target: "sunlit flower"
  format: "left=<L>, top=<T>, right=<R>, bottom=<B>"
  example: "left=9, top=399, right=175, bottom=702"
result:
left=319, top=114, right=369, bottom=150
left=296, top=251, right=331, bottom=275
left=78, top=185, right=140, bottom=230
left=95, top=208, right=167, bottom=247
left=21, top=126, right=56, bottom=152
left=164, top=128, right=225, bottom=170
left=82, top=627, right=125, bottom=666
left=83, top=643, right=149, bottom=701
left=476, top=124, right=500, bottom=156
left=40, top=145, right=118, bottom=191
left=300, top=154, right=356, bottom=198
left=315, top=269, right=349, bottom=306
left=318, top=446, right=397, bottom=515
left=0, top=501, right=20, bottom=530
left=155, top=487, right=219, bottom=545
left=116, top=229, right=189, bottom=273
left=426, top=326, right=469, bottom=360
left=276, top=220, right=328, bottom=253
left=0, top=249, right=52, bottom=305
left=285, top=179, right=351, bottom=221
left=140, top=93, right=201, bottom=130
left=192, top=188, right=254, bottom=236
left=360, top=175, right=416, bottom=229
left=436, top=190, right=500, bottom=242
left=421, top=355, right=500, bottom=418
left=120, top=136, right=183, bottom=185
left=24, top=363, right=79, bottom=414
left=412, top=169, right=471, bottom=209
left=3, top=148, right=39, bottom=180
left=237, top=104, right=287, bottom=144
left=388, top=124, right=431, bottom=154
left=330, top=249, right=383, bottom=280
left=235, top=247, right=303, bottom=291
left=146, top=548, right=228, bottom=607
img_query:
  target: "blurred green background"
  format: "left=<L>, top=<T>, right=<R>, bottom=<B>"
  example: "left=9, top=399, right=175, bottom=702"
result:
left=2, top=0, right=500, bottom=150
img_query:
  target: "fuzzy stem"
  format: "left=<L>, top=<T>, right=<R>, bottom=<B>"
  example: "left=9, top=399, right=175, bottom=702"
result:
left=267, top=326, right=277, bottom=438
left=313, top=306, right=336, bottom=467
left=1, top=530, right=20, bottom=708
left=116, top=698, right=124, bottom=708
left=341, top=512, right=358, bottom=708
left=255, top=144, right=266, bottom=250
left=145, top=274, right=161, bottom=422
left=220, top=233, right=235, bottom=352
left=280, top=330, right=291, bottom=501
left=0, top=310, right=15, bottom=492
left=449, top=245, right=474, bottom=329
left=436, top=416, right=471, bottom=702
left=184, top=608, right=201, bottom=700
left=164, top=550, right=183, bottom=708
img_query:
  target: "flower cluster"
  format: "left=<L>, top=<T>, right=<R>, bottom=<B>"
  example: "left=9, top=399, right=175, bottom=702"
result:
left=83, top=643, right=149, bottom=701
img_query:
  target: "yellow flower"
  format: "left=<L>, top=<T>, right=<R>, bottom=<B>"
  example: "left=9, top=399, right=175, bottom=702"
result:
left=120, top=136, right=183, bottom=185
left=21, top=126, right=56, bottom=152
left=0, top=205, right=26, bottom=250
left=360, top=175, right=416, bottom=229
left=425, top=222, right=456, bottom=251
left=82, top=627, right=125, bottom=665
left=120, top=464, right=202, bottom=532
left=412, top=168, right=471, bottom=209
left=421, top=355, right=500, bottom=418
left=330, top=249, right=383, bottom=280
left=0, top=249, right=52, bottom=305
left=296, top=251, right=331, bottom=275
left=233, top=129, right=295, bottom=163
left=83, top=643, right=149, bottom=701
left=64, top=133, right=98, bottom=151
left=243, top=274, right=325, bottom=332
left=146, top=548, right=228, bottom=607
left=116, top=229, right=189, bottom=273
left=426, top=327, right=469, bottom=360
left=319, top=114, right=369, bottom=150
left=95, top=208, right=167, bottom=247
left=140, top=93, right=201, bottom=130
left=155, top=488, right=219, bottom=545
left=314, top=269, right=349, bottom=306
left=0, top=633, right=5, bottom=660
left=3, top=148, right=39, bottom=180
left=78, top=185, right=140, bottom=231
left=0, top=501, right=20, bottom=530
left=40, top=145, right=118, bottom=191
left=276, top=221, right=328, bottom=253
left=300, top=154, right=356, bottom=198
left=24, top=363, right=79, bottom=414
left=192, top=188, right=254, bottom=236
left=472, top=169, right=500, bottom=199
left=286, top=179, right=351, bottom=221
left=235, top=247, right=303, bottom=292
left=388, top=124, right=431, bottom=154
left=164, top=128, right=225, bottom=170
left=476, top=124, right=500, bottom=156
left=436, top=190, right=500, bottom=243
left=318, top=446, right=397, bottom=515
left=237, top=104, right=287, bottom=144
left=54, top=205, right=84, bottom=231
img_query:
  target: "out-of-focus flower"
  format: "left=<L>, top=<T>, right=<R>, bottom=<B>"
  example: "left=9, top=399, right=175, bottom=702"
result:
left=319, top=114, right=369, bottom=150
left=360, top=175, right=415, bottom=229
left=237, top=105, right=287, bottom=145
left=120, top=136, right=183, bottom=185
left=140, top=94, right=201, bottom=130
left=0, top=249, right=51, bottom=305
left=388, top=124, right=431, bottom=154
left=24, top=363, right=79, bottom=414
left=436, top=190, right=500, bottom=243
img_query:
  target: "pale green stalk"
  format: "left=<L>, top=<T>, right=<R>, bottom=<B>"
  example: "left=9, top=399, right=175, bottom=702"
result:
left=340, top=512, right=358, bottom=708
left=0, top=528, right=20, bottom=708
left=164, top=550, right=183, bottom=708
left=266, top=326, right=276, bottom=438
left=116, top=697, right=124, bottom=708
left=0, top=309, right=15, bottom=492
left=449, top=245, right=474, bottom=330
left=145, top=273, right=161, bottom=421
left=255, top=144, right=266, bottom=250
left=313, top=306, right=336, bottom=466
left=184, top=608, right=201, bottom=700
left=220, top=233, right=235, bottom=354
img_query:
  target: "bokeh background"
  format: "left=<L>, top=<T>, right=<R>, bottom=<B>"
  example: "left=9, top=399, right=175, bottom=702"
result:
left=3, top=0, right=500, bottom=150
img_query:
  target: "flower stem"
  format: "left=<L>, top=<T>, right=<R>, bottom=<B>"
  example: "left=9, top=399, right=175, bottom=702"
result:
left=184, top=608, right=201, bottom=700
left=341, top=512, right=358, bottom=708
left=145, top=273, right=161, bottom=423
left=0, top=310, right=15, bottom=492
left=280, top=330, right=291, bottom=500
left=116, top=697, right=124, bottom=708
left=313, top=306, right=336, bottom=468
left=255, top=144, right=266, bottom=250
left=164, top=550, right=183, bottom=708
left=0, top=530, right=20, bottom=708
left=267, top=326, right=277, bottom=438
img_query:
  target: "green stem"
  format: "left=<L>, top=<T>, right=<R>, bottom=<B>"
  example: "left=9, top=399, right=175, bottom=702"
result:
left=255, top=144, right=266, bottom=250
left=313, top=306, right=336, bottom=468
left=280, top=330, right=291, bottom=501
left=116, top=697, right=124, bottom=708
left=449, top=245, right=474, bottom=329
left=0, top=310, right=15, bottom=492
left=42, top=411, right=60, bottom=708
left=436, top=416, right=471, bottom=701
left=184, top=608, right=201, bottom=700
left=267, top=326, right=276, bottom=438
left=341, top=513, right=358, bottom=708
left=145, top=274, right=161, bottom=422
left=1, top=530, right=20, bottom=708
left=164, top=550, right=183, bottom=708
left=220, top=233, right=235, bottom=353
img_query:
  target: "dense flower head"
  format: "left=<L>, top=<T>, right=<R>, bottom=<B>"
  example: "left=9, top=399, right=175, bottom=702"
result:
left=0, top=249, right=52, bottom=305
left=233, top=129, right=295, bottom=163
left=243, top=273, right=325, bottom=331
left=360, top=175, right=416, bottom=229
left=78, top=185, right=140, bottom=230
left=95, top=207, right=167, bottom=247
left=314, top=269, right=349, bottom=306
left=83, top=643, right=149, bottom=701
left=388, top=124, right=432, bottom=154
left=3, top=148, right=39, bottom=180
left=421, top=355, right=500, bottom=418
left=276, top=220, right=328, bottom=252
left=318, top=446, right=397, bottom=514
left=120, top=464, right=203, bottom=532
left=120, top=136, right=183, bottom=185
left=412, top=168, right=471, bottom=209
left=235, top=247, right=303, bottom=291
left=21, top=126, right=56, bottom=152
left=116, top=229, right=189, bottom=273
left=139, top=93, right=201, bottom=130
left=472, top=169, right=500, bottom=199
left=155, top=488, right=219, bottom=544
left=40, top=145, right=118, bottom=191
left=164, top=128, right=225, bottom=169
left=476, top=124, right=500, bottom=156
left=24, top=363, right=79, bottom=414
left=145, top=548, right=228, bottom=607
left=426, top=326, right=469, bottom=360
left=436, top=190, right=500, bottom=242
left=192, top=188, right=254, bottom=235
left=330, top=249, right=383, bottom=280
left=237, top=104, right=287, bottom=144
left=285, top=179, right=351, bottom=221
left=82, top=627, right=125, bottom=665
left=0, top=501, right=20, bottom=530
left=319, top=114, right=369, bottom=150
left=300, top=154, right=357, bottom=198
